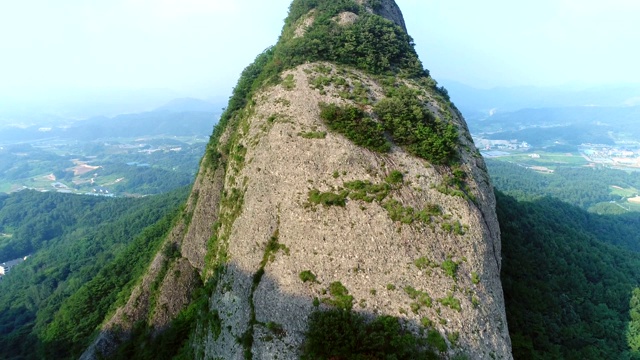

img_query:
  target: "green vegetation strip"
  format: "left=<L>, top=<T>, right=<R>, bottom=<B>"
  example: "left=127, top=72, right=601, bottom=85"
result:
left=303, top=309, right=446, bottom=359
left=299, top=270, right=318, bottom=283
left=434, top=166, right=476, bottom=202
left=299, top=131, right=327, bottom=139
left=307, top=176, right=448, bottom=228
left=322, top=282, right=354, bottom=310
left=374, top=86, right=459, bottom=165
left=438, top=293, right=462, bottom=312
left=319, top=102, right=390, bottom=152
left=284, top=1, right=425, bottom=78
left=404, top=286, right=433, bottom=314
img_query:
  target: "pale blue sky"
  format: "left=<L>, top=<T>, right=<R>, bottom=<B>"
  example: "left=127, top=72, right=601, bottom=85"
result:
left=0, top=0, right=639, bottom=102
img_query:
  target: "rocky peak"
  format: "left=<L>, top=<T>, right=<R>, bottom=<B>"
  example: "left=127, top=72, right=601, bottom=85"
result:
left=82, top=1, right=513, bottom=359
left=357, top=0, right=407, bottom=32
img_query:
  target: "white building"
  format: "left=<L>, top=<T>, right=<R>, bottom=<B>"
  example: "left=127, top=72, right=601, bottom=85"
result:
left=0, top=256, right=28, bottom=276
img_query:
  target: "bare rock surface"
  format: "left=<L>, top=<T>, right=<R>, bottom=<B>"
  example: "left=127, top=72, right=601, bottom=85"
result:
left=357, top=0, right=408, bottom=32
left=294, top=10, right=315, bottom=38
left=335, top=11, right=359, bottom=26
left=202, top=63, right=512, bottom=359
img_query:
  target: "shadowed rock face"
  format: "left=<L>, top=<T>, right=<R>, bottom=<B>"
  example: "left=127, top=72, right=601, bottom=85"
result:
left=82, top=1, right=513, bottom=359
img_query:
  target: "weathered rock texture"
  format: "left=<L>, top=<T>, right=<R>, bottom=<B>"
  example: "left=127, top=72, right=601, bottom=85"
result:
left=357, top=0, right=407, bottom=32
left=199, top=63, right=512, bottom=359
left=83, top=1, right=512, bottom=359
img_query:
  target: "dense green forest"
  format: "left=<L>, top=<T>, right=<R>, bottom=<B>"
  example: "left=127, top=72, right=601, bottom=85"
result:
left=0, top=144, right=70, bottom=182
left=487, top=159, right=640, bottom=212
left=0, top=188, right=188, bottom=360
left=490, top=160, right=640, bottom=358
left=498, top=192, right=640, bottom=359
left=92, top=162, right=196, bottom=195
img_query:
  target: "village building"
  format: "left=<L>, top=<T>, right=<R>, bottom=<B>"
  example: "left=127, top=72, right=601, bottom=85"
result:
left=0, top=256, right=28, bottom=277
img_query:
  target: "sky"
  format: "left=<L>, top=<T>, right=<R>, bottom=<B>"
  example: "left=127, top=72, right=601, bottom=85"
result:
left=1, top=0, right=639, bottom=105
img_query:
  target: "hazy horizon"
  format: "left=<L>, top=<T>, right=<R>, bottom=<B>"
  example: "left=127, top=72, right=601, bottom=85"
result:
left=1, top=0, right=639, bottom=110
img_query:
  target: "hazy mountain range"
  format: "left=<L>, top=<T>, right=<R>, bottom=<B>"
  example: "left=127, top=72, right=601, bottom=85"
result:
left=0, top=98, right=222, bottom=144
left=442, top=80, right=640, bottom=116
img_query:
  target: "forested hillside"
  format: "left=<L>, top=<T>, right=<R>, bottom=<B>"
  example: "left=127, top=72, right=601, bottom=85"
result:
left=486, top=160, right=640, bottom=248
left=0, top=188, right=188, bottom=360
left=487, top=159, right=640, bottom=211
left=498, top=193, right=640, bottom=359
left=487, top=156, right=640, bottom=358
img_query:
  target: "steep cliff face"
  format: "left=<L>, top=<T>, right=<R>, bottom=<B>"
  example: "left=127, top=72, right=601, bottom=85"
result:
left=83, top=1, right=512, bottom=359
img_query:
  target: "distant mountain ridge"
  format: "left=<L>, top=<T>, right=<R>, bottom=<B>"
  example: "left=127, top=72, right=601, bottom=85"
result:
left=155, top=97, right=222, bottom=113
left=442, top=80, right=640, bottom=116
left=443, top=81, right=640, bottom=145
left=0, top=98, right=222, bottom=143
